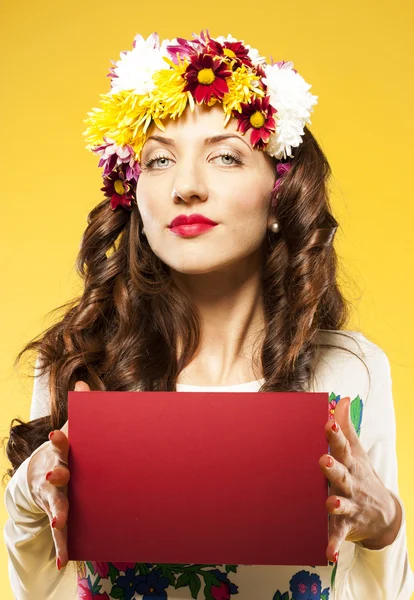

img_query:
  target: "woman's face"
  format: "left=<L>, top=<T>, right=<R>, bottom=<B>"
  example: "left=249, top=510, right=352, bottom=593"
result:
left=136, top=102, right=277, bottom=276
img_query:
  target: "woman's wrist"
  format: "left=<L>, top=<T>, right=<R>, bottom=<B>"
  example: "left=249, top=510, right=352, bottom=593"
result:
left=359, top=492, right=402, bottom=550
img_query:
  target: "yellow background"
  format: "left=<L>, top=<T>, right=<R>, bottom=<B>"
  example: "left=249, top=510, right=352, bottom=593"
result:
left=1, top=0, right=413, bottom=597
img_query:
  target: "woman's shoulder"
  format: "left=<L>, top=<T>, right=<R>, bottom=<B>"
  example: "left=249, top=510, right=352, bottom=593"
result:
left=310, top=328, right=390, bottom=402
left=313, top=328, right=387, bottom=366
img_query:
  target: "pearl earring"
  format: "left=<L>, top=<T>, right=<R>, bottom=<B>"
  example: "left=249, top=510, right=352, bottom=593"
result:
left=270, top=221, right=280, bottom=234
left=141, top=227, right=146, bottom=237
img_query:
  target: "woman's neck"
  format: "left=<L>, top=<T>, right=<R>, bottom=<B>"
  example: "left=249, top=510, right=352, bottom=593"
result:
left=173, top=258, right=265, bottom=387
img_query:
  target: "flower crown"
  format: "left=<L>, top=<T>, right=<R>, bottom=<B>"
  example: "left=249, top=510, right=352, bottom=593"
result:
left=83, top=29, right=318, bottom=211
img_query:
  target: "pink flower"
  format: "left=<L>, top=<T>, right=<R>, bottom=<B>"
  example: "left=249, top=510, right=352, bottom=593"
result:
left=78, top=578, right=110, bottom=600
left=78, top=579, right=93, bottom=600
left=93, top=137, right=140, bottom=181
left=273, top=161, right=292, bottom=190
left=211, top=580, right=231, bottom=600
left=167, top=37, right=202, bottom=63
left=90, top=561, right=110, bottom=578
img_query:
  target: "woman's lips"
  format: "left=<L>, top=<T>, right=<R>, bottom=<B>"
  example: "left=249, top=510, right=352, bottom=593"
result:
left=169, top=223, right=218, bottom=237
left=169, top=213, right=218, bottom=228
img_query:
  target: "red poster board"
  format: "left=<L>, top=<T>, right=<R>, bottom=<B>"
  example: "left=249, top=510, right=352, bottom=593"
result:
left=67, top=391, right=329, bottom=566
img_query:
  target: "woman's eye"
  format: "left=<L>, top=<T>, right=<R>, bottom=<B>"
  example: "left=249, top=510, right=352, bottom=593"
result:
left=144, top=156, right=171, bottom=169
left=212, top=153, right=242, bottom=166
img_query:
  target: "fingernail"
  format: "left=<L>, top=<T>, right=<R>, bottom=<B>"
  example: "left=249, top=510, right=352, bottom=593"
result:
left=333, top=551, right=339, bottom=563
left=335, top=498, right=341, bottom=509
left=57, top=556, right=61, bottom=570
left=326, top=456, right=334, bottom=468
left=46, top=471, right=53, bottom=481
left=51, top=516, right=57, bottom=528
left=332, top=421, right=339, bottom=433
left=48, top=431, right=55, bottom=441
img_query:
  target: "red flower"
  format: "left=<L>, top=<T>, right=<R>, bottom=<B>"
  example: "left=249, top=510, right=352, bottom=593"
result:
left=101, top=164, right=135, bottom=211
left=207, top=39, right=253, bottom=69
left=233, top=95, right=277, bottom=150
left=329, top=400, right=337, bottom=420
left=183, top=53, right=232, bottom=104
left=211, top=580, right=231, bottom=600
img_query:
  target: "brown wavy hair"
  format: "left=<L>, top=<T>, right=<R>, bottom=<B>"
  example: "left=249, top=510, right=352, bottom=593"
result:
left=2, top=124, right=368, bottom=484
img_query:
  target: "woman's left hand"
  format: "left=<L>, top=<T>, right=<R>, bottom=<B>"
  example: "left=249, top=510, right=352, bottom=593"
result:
left=319, top=396, right=402, bottom=562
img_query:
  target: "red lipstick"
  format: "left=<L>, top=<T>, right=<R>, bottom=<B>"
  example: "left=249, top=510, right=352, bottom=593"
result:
left=168, top=213, right=218, bottom=238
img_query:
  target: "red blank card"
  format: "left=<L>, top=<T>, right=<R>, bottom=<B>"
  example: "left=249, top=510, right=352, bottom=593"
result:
left=67, top=391, right=329, bottom=565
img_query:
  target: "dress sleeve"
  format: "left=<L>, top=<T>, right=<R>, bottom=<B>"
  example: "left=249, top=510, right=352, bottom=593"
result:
left=3, top=357, right=78, bottom=599
left=335, top=345, right=414, bottom=599
left=29, top=354, right=52, bottom=420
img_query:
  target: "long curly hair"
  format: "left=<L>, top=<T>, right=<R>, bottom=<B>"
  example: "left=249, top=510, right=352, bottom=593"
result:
left=2, top=125, right=366, bottom=483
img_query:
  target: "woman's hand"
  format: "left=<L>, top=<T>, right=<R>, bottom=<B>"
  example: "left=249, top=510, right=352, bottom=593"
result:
left=27, top=380, right=91, bottom=570
left=319, top=396, right=402, bottom=562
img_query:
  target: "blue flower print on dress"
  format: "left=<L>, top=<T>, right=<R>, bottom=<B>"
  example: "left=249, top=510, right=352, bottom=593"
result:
left=272, top=570, right=329, bottom=600
left=289, top=570, right=329, bottom=599
left=134, top=567, right=170, bottom=598
left=113, top=566, right=142, bottom=599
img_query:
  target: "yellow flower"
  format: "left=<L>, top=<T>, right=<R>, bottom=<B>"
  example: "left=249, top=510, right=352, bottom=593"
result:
left=221, top=64, right=264, bottom=125
left=76, top=561, right=86, bottom=579
left=84, top=55, right=194, bottom=164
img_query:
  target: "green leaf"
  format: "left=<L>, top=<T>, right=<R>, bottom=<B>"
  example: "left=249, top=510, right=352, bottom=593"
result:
left=350, top=395, right=363, bottom=437
left=331, top=561, right=338, bottom=589
left=109, top=585, right=125, bottom=599
left=204, top=580, right=214, bottom=600
left=108, top=562, right=119, bottom=585
left=329, top=392, right=337, bottom=401
left=272, top=592, right=290, bottom=600
left=136, top=562, right=150, bottom=575
left=91, top=578, right=102, bottom=594
left=225, top=564, right=238, bottom=573
left=205, top=573, right=221, bottom=587
left=159, top=565, right=176, bottom=586
left=176, top=572, right=191, bottom=588
left=86, top=561, right=94, bottom=574
left=189, top=573, right=202, bottom=599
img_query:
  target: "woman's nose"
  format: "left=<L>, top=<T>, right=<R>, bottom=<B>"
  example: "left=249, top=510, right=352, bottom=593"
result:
left=170, top=160, right=208, bottom=204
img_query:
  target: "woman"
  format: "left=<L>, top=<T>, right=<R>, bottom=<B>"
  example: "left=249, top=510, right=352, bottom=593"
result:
left=3, top=30, right=414, bottom=599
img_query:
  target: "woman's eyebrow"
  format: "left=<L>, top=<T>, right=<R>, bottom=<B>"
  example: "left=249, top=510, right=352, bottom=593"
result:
left=145, top=133, right=252, bottom=151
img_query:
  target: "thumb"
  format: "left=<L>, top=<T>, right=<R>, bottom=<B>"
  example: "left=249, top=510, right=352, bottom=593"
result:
left=63, top=381, right=90, bottom=438
left=74, top=380, right=91, bottom=392
left=334, top=396, right=360, bottom=446
left=333, top=396, right=351, bottom=431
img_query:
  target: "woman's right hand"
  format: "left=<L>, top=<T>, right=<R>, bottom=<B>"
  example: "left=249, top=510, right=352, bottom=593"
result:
left=27, top=380, right=90, bottom=570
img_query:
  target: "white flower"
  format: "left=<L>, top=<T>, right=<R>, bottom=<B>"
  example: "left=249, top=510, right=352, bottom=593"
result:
left=109, top=33, right=173, bottom=96
left=215, top=34, right=267, bottom=66
left=262, top=62, right=318, bottom=159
